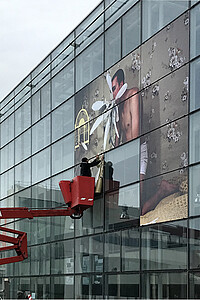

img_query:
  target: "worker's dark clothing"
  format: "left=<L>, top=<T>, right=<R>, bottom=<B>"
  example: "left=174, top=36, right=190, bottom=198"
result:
left=80, top=159, right=100, bottom=177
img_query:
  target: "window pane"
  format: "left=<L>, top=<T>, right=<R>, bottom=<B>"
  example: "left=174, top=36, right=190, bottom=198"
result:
left=105, top=0, right=138, bottom=29
left=190, top=111, right=200, bottom=164
left=51, top=240, right=74, bottom=275
left=15, top=130, right=31, bottom=164
left=32, top=115, right=50, bottom=154
left=141, top=272, right=187, bottom=299
left=32, top=91, right=40, bottom=124
left=41, top=82, right=51, bottom=117
left=105, top=183, right=140, bottom=230
left=122, top=228, right=140, bottom=271
left=190, top=3, right=200, bottom=59
left=15, top=159, right=31, bottom=191
left=75, top=3, right=104, bottom=55
left=105, top=20, right=121, bottom=70
left=142, top=0, right=188, bottom=41
left=75, top=235, right=103, bottom=273
left=52, top=61, right=74, bottom=109
left=0, top=114, right=14, bottom=146
left=141, top=220, right=187, bottom=270
left=51, top=276, right=74, bottom=299
left=0, top=141, right=14, bottom=172
left=105, top=274, right=140, bottom=299
left=189, top=164, right=200, bottom=217
left=52, top=134, right=74, bottom=175
left=104, top=232, right=120, bottom=272
left=122, top=2, right=140, bottom=57
left=52, top=97, right=74, bottom=142
left=190, top=57, right=200, bottom=112
left=141, top=169, right=188, bottom=225
left=189, top=272, right=200, bottom=299
left=15, top=100, right=31, bottom=136
left=0, top=169, right=14, bottom=199
left=105, top=139, right=140, bottom=189
left=31, top=244, right=50, bottom=275
left=76, top=36, right=103, bottom=91
left=189, top=217, right=200, bottom=269
left=32, top=148, right=50, bottom=184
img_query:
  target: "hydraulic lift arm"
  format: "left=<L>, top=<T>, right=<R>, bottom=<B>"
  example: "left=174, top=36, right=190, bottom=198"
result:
left=0, top=176, right=95, bottom=265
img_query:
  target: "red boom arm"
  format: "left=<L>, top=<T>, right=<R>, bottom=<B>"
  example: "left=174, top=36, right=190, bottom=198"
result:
left=0, top=176, right=95, bottom=265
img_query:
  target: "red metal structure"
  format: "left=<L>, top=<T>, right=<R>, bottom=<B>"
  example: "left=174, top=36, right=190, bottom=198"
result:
left=0, top=176, right=95, bottom=265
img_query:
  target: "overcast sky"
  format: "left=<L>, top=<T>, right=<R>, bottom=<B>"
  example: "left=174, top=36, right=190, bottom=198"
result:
left=0, top=0, right=101, bottom=101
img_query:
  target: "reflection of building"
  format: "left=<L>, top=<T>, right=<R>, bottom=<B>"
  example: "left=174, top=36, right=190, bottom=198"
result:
left=0, top=0, right=200, bottom=298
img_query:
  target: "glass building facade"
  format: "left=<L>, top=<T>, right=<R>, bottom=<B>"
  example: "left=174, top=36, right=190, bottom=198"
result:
left=0, top=0, right=200, bottom=298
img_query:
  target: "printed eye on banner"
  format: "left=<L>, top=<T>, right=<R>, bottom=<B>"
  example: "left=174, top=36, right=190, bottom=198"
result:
left=90, top=72, right=127, bottom=150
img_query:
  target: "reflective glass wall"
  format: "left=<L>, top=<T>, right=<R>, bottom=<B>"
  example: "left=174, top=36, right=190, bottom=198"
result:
left=0, top=0, right=200, bottom=299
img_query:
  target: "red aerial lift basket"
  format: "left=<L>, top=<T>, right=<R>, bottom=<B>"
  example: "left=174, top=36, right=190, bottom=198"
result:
left=59, top=176, right=95, bottom=210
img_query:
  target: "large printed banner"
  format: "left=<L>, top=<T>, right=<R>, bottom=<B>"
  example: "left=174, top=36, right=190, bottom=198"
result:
left=74, top=12, right=189, bottom=225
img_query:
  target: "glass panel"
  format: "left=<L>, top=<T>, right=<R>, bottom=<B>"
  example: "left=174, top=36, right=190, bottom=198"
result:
left=141, top=116, right=188, bottom=181
left=105, top=139, right=140, bottom=189
left=141, top=12, right=189, bottom=86
left=75, top=3, right=104, bottom=55
left=141, top=220, right=187, bottom=270
left=75, top=235, right=103, bottom=273
left=190, top=57, right=200, bottom=112
left=76, top=36, right=103, bottom=91
left=141, top=272, right=187, bottom=299
left=140, top=169, right=188, bottom=225
left=30, top=244, right=50, bottom=275
left=190, top=111, right=200, bottom=164
left=41, top=82, right=51, bottom=117
left=141, top=64, right=189, bottom=135
left=15, top=159, right=31, bottom=191
left=105, top=0, right=138, bottom=29
left=30, top=277, right=50, bottom=300
left=105, top=20, right=121, bottom=69
left=189, top=164, right=200, bottom=216
left=31, top=58, right=51, bottom=93
left=0, top=141, right=14, bottom=172
left=189, top=217, right=200, bottom=269
left=52, top=32, right=74, bottom=77
left=52, top=61, right=74, bottom=109
left=122, top=227, right=140, bottom=271
left=32, top=90, right=40, bottom=124
left=52, top=97, right=74, bottom=142
left=104, top=231, right=120, bottom=272
left=32, top=148, right=51, bottom=184
left=51, top=276, right=74, bottom=299
left=190, top=3, right=200, bottom=59
left=30, top=180, right=51, bottom=245
left=122, top=2, right=140, bottom=57
left=0, top=114, right=14, bottom=146
left=75, top=275, right=90, bottom=299
left=105, top=183, right=140, bottom=230
left=105, top=274, right=140, bottom=299
left=75, top=195, right=104, bottom=236
left=189, top=272, right=200, bottom=299
left=51, top=169, right=75, bottom=241
left=51, top=240, right=74, bottom=274
left=52, top=134, right=74, bottom=175
left=15, top=99, right=31, bottom=136
left=15, top=129, right=31, bottom=164
left=32, top=115, right=51, bottom=154
left=0, top=168, right=14, bottom=199
left=142, top=0, right=188, bottom=41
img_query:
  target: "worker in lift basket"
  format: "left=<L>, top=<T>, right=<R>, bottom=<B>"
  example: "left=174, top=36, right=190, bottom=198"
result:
left=80, top=155, right=101, bottom=177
